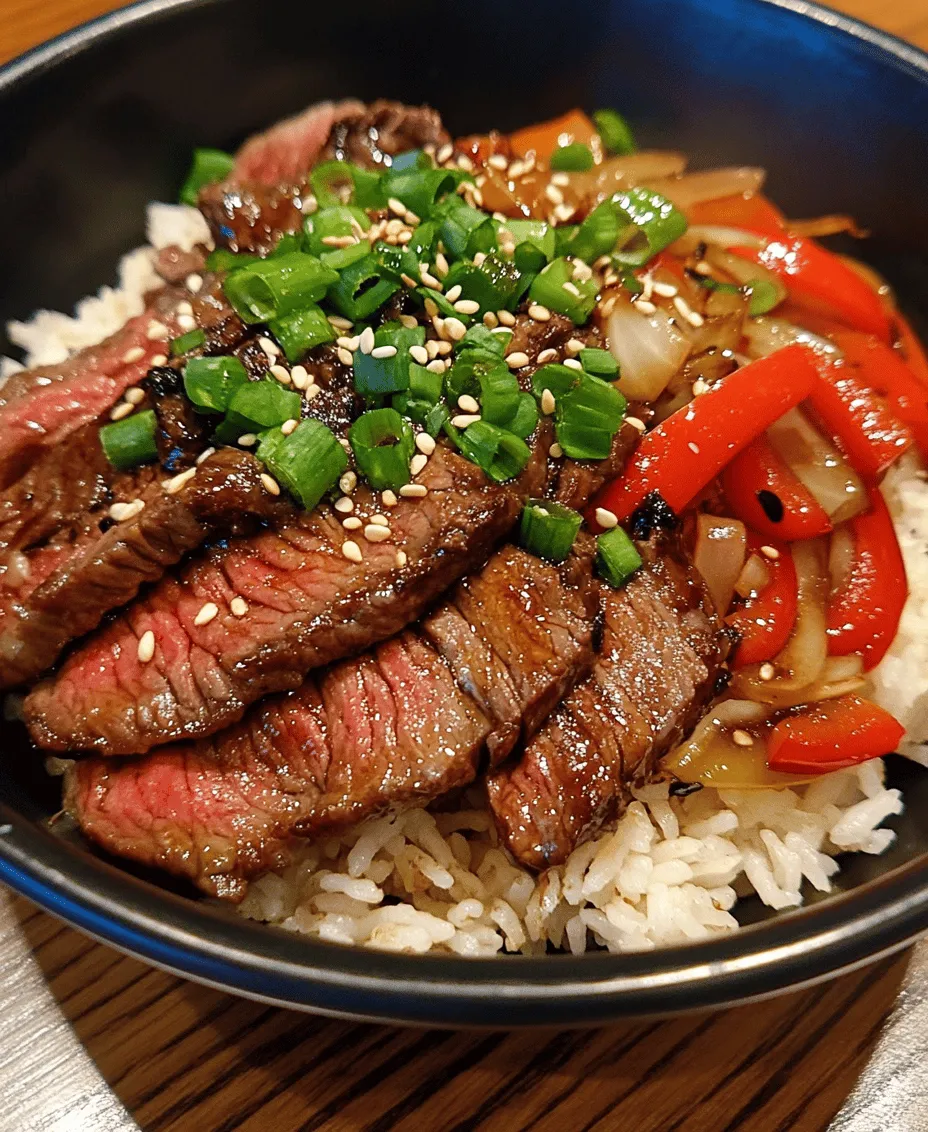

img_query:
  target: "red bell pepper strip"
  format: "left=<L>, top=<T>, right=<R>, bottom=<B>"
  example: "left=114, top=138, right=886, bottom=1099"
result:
left=826, top=491, right=907, bottom=670
left=686, top=192, right=786, bottom=237
left=733, top=234, right=893, bottom=343
left=805, top=351, right=914, bottom=480
left=766, top=694, right=904, bottom=774
left=592, top=345, right=820, bottom=524
left=895, top=313, right=928, bottom=390
left=721, top=435, right=833, bottom=542
left=726, top=534, right=798, bottom=667
left=828, top=330, right=928, bottom=462
left=508, top=109, right=598, bottom=160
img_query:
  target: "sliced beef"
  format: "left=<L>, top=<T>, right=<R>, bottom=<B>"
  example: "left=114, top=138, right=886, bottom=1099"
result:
left=232, top=99, right=366, bottom=185
left=65, top=629, right=492, bottom=899
left=0, top=450, right=288, bottom=690
left=552, top=420, right=641, bottom=512
left=144, top=367, right=210, bottom=472
left=486, top=539, right=729, bottom=869
left=197, top=180, right=306, bottom=256
left=27, top=439, right=548, bottom=755
left=320, top=101, right=450, bottom=168
left=154, top=245, right=208, bottom=285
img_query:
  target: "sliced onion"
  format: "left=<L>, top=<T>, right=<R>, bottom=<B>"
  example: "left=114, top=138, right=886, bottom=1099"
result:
left=735, top=553, right=771, bottom=599
left=742, top=316, right=841, bottom=362
left=606, top=294, right=691, bottom=402
left=704, top=246, right=788, bottom=309
left=648, top=167, right=766, bottom=209
left=566, top=152, right=688, bottom=208
left=670, top=225, right=766, bottom=256
left=693, top=514, right=747, bottom=614
left=787, top=215, right=868, bottom=239
left=766, top=408, right=867, bottom=525
left=828, top=525, right=855, bottom=597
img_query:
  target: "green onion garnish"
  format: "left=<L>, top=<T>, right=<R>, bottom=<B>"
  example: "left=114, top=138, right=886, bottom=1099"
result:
left=223, top=378, right=302, bottom=435
left=268, top=303, right=336, bottom=363
left=353, top=320, right=426, bottom=398
left=549, top=143, right=594, bottom=172
left=593, top=109, right=637, bottom=156
left=436, top=196, right=498, bottom=260
left=99, top=409, right=158, bottom=470
left=327, top=253, right=400, bottom=321
left=302, top=205, right=369, bottom=257
left=562, top=200, right=621, bottom=264
left=205, top=248, right=261, bottom=273
left=408, top=363, right=444, bottom=405
left=349, top=408, right=415, bottom=491
left=578, top=348, right=619, bottom=378
left=222, top=252, right=338, bottom=324
left=596, top=526, right=642, bottom=587
left=383, top=165, right=459, bottom=221
left=532, top=363, right=626, bottom=459
left=529, top=258, right=597, bottom=324
left=504, top=220, right=556, bottom=262
left=519, top=500, right=583, bottom=563
left=256, top=419, right=347, bottom=510
left=474, top=366, right=538, bottom=438
left=183, top=356, right=248, bottom=413
left=746, top=278, right=781, bottom=316
left=178, top=147, right=235, bottom=206
left=443, top=253, right=526, bottom=314
left=170, top=328, right=207, bottom=356
left=456, top=322, right=511, bottom=359
left=454, top=420, right=531, bottom=483
left=611, top=188, right=688, bottom=268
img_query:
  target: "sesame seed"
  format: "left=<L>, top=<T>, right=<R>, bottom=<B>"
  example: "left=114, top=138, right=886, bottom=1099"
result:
left=423, top=298, right=439, bottom=320
left=410, top=453, right=429, bottom=476
left=108, top=499, right=145, bottom=522
left=483, top=311, right=499, bottom=329
left=339, top=471, right=357, bottom=494
left=269, top=364, right=291, bottom=385
left=176, top=313, right=197, bottom=332
left=359, top=327, right=375, bottom=355
left=137, top=631, right=155, bottom=663
left=150, top=353, right=168, bottom=366
left=328, top=315, right=353, bottom=331
left=396, top=228, right=413, bottom=244
left=334, top=496, right=354, bottom=514
left=230, top=597, right=249, bottom=617
left=653, top=281, right=678, bottom=298
left=551, top=171, right=570, bottom=186
left=194, top=602, right=219, bottom=627
left=146, top=320, right=169, bottom=340
left=675, top=295, right=705, bottom=328
left=595, top=508, right=619, bottom=529
left=399, top=483, right=428, bottom=498
left=337, top=347, right=354, bottom=366
left=507, top=160, right=526, bottom=179
left=336, top=335, right=356, bottom=349
left=122, top=346, right=145, bottom=364
left=321, top=234, right=358, bottom=248
left=473, top=252, right=487, bottom=268
left=528, top=304, right=551, bottom=322
left=416, top=433, right=436, bottom=455
left=553, top=202, right=576, bottom=223
left=238, top=433, right=257, bottom=447
left=260, top=473, right=281, bottom=496
left=488, top=153, right=508, bottom=170
left=425, top=340, right=440, bottom=359
left=759, top=663, right=776, bottom=681
left=640, top=274, right=654, bottom=301
left=338, top=437, right=351, bottom=449
left=688, top=442, right=700, bottom=455
left=303, top=193, right=318, bottom=213
left=437, top=143, right=453, bottom=164
left=434, top=252, right=450, bottom=278
left=636, top=299, right=657, bottom=315
left=562, top=281, right=581, bottom=298
left=196, top=447, right=216, bottom=466
left=395, top=549, right=408, bottom=567
left=364, top=524, right=392, bottom=543
left=693, top=261, right=713, bottom=276
left=540, top=389, right=556, bottom=415
left=342, top=516, right=362, bottom=530
left=186, top=273, right=203, bottom=293
left=305, top=384, right=321, bottom=402
left=369, top=514, right=390, bottom=526
left=544, top=183, right=564, bottom=206
left=626, top=416, right=646, bottom=432
left=572, top=260, right=594, bottom=282
left=453, top=299, right=480, bottom=316
left=342, top=540, right=363, bottom=563
left=563, top=358, right=583, bottom=371
left=401, top=272, right=419, bottom=288
left=451, top=413, right=481, bottom=428
left=420, top=269, right=443, bottom=290
left=371, top=345, right=398, bottom=360
left=457, top=154, right=474, bottom=171
left=496, top=309, right=516, bottom=327
left=565, top=338, right=584, bottom=355
left=382, top=490, right=398, bottom=507
left=426, top=359, right=447, bottom=375
left=732, top=730, right=754, bottom=748
left=125, top=387, right=146, bottom=405
left=291, top=365, right=309, bottom=389
left=404, top=209, right=420, bottom=226
left=444, top=317, right=467, bottom=341
left=109, top=402, right=134, bottom=421
left=388, top=197, right=407, bottom=216
left=458, top=394, right=480, bottom=413
left=177, top=300, right=194, bottom=317
left=436, top=340, right=453, bottom=355
left=399, top=314, right=419, bottom=329
left=259, top=336, right=280, bottom=357
left=537, top=348, right=557, bottom=365
left=281, top=418, right=299, bottom=436
left=761, top=545, right=781, bottom=561
left=409, top=344, right=429, bottom=365
left=549, top=442, right=564, bottom=458
left=506, top=352, right=530, bottom=370
left=692, top=379, right=710, bottom=396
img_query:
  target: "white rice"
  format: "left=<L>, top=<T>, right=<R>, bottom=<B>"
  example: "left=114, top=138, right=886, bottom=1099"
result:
left=4, top=202, right=925, bottom=956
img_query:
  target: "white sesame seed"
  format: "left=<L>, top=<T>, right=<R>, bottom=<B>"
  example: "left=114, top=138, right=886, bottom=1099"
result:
left=692, top=379, right=710, bottom=396
left=425, top=340, right=440, bottom=359
left=434, top=252, right=450, bottom=278
left=653, top=281, right=678, bottom=298
left=176, top=313, right=197, bottom=333
left=398, top=315, right=419, bottom=330
left=146, top=320, right=169, bottom=340
left=108, top=499, right=145, bottom=522
left=451, top=413, right=481, bottom=428
left=369, top=514, right=390, bottom=527
left=761, top=545, right=781, bottom=561
left=553, top=202, right=576, bottom=223
left=150, top=353, right=168, bottom=367
left=409, top=345, right=429, bottom=365
left=401, top=272, right=419, bottom=288
left=688, top=441, right=701, bottom=455
left=396, top=228, right=413, bottom=244
left=549, top=442, right=564, bottom=458
left=336, top=335, right=356, bottom=349
left=483, top=311, right=499, bottom=329
left=544, top=183, right=564, bottom=206
left=186, top=273, right=203, bottom=293
left=453, top=299, right=480, bottom=316
left=416, top=432, right=436, bottom=455
left=339, top=471, right=357, bottom=494
left=364, top=524, right=392, bottom=543
left=281, top=418, right=299, bottom=436
left=289, top=365, right=309, bottom=390
left=528, top=304, right=551, bottom=323
left=626, top=416, right=646, bottom=432
left=410, top=453, right=428, bottom=476
left=404, top=210, right=420, bottom=226
left=388, top=197, right=407, bottom=216
left=125, top=387, right=146, bottom=405
left=443, top=317, right=467, bottom=341
left=260, top=473, right=281, bottom=496
left=196, top=447, right=216, bottom=466
left=572, top=260, right=594, bottom=282
left=437, top=143, right=454, bottom=164
left=122, top=345, right=146, bottom=364
left=506, top=352, right=530, bottom=370
left=359, top=327, right=375, bottom=355
left=636, top=299, right=658, bottom=315
left=551, top=171, right=570, bottom=187
left=371, top=345, right=398, bottom=359
left=497, top=309, right=516, bottom=327
left=759, top=663, right=776, bottom=681
left=595, top=508, right=619, bottom=529
left=487, top=153, right=508, bottom=170
left=342, top=516, right=362, bottom=530
left=565, top=338, right=584, bottom=356
left=436, top=341, right=453, bottom=356
left=693, top=261, right=713, bottom=276
left=109, top=402, right=134, bottom=421
left=177, top=300, right=193, bottom=317
left=457, top=394, right=480, bottom=414
left=562, top=281, right=582, bottom=298
left=338, top=437, right=351, bottom=450
left=259, top=336, right=280, bottom=357
left=269, top=364, right=292, bottom=385
left=238, top=433, right=257, bottom=447
left=732, top=730, right=755, bottom=748
left=337, top=347, right=354, bottom=366
left=395, top=549, right=408, bottom=567
left=473, top=252, right=487, bottom=268
left=137, top=630, right=155, bottom=664
left=194, top=602, right=219, bottom=627
left=230, top=597, right=249, bottom=617
left=639, top=274, right=654, bottom=301
left=537, top=348, right=558, bottom=365
left=334, top=496, right=354, bottom=514
left=540, top=389, right=556, bottom=415
left=563, top=358, right=583, bottom=371
left=426, top=359, right=447, bottom=375
left=423, top=298, right=439, bottom=319
left=328, top=315, right=353, bottom=331
left=400, top=483, right=428, bottom=498
left=507, top=160, right=527, bottom=179
left=321, top=234, right=358, bottom=248
left=342, top=540, right=363, bottom=563
left=674, top=295, right=705, bottom=327
left=303, top=193, right=318, bottom=213
left=382, top=490, right=398, bottom=508
left=420, top=270, right=443, bottom=290
left=304, top=384, right=321, bottom=402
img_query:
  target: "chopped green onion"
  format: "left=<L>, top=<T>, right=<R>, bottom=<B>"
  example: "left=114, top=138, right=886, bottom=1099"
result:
left=421, top=401, right=451, bottom=437
left=529, top=258, right=597, bottom=324
left=309, top=161, right=386, bottom=210
left=205, top=248, right=260, bottom=273
left=593, top=109, right=637, bottom=156
left=408, top=363, right=444, bottom=405
left=611, top=189, right=688, bottom=268
left=445, top=351, right=496, bottom=403
left=477, top=366, right=521, bottom=430
left=170, top=328, right=207, bottom=356
left=271, top=232, right=303, bottom=257
left=223, top=253, right=338, bottom=324
left=383, top=164, right=460, bottom=220
left=562, top=200, right=621, bottom=264
left=556, top=371, right=626, bottom=459
left=349, top=408, right=415, bottom=490
left=407, top=221, right=438, bottom=262
left=320, top=240, right=371, bottom=272
left=443, top=253, right=526, bottom=314
left=455, top=420, right=531, bottom=483
left=353, top=320, right=426, bottom=398
left=504, top=220, right=556, bottom=262
left=456, top=323, right=510, bottom=358
left=414, top=287, right=466, bottom=322
left=327, top=253, right=400, bottom=321
left=596, top=526, right=642, bottom=587
left=224, top=378, right=302, bottom=434
left=179, top=147, right=235, bottom=206
left=372, top=240, right=420, bottom=285
left=390, top=149, right=428, bottom=173
left=519, top=500, right=583, bottom=563
left=549, top=143, right=594, bottom=172
left=532, top=363, right=580, bottom=400
left=183, top=356, right=248, bottom=413
left=302, top=205, right=369, bottom=257
left=508, top=393, right=540, bottom=439
left=579, top=347, right=619, bottom=378
left=435, top=196, right=497, bottom=259
left=350, top=165, right=387, bottom=211
left=256, top=419, right=347, bottom=509
left=746, top=278, right=781, bottom=316
left=268, top=303, right=336, bottom=363
left=100, top=409, right=158, bottom=470
left=554, top=225, right=580, bottom=256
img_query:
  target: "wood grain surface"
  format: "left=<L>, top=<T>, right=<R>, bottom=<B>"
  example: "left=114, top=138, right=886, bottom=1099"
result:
left=2, top=3, right=928, bottom=1131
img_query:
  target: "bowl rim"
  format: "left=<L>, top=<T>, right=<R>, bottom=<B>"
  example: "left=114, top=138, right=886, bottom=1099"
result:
left=2, top=0, right=928, bottom=1026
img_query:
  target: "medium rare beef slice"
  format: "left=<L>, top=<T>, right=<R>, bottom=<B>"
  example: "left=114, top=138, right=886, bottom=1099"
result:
left=0, top=450, right=288, bottom=689
left=27, top=442, right=546, bottom=755
left=487, top=542, right=728, bottom=869
left=422, top=544, right=597, bottom=765
left=66, top=630, right=491, bottom=899
left=198, top=180, right=306, bottom=256
left=320, top=101, right=450, bottom=167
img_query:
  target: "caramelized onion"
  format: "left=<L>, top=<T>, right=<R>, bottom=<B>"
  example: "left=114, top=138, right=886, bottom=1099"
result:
left=704, top=246, right=788, bottom=310
left=787, top=215, right=868, bottom=239
left=670, top=225, right=766, bottom=256
left=735, top=553, right=771, bottom=599
left=649, top=166, right=766, bottom=209
left=693, top=515, right=747, bottom=614
left=743, top=316, right=840, bottom=362
left=606, top=294, right=691, bottom=402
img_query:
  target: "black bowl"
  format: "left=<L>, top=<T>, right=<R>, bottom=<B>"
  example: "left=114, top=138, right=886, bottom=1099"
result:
left=1, top=0, right=928, bottom=1027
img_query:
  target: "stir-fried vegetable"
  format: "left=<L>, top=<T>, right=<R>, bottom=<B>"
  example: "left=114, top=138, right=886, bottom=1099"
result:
left=727, top=534, right=798, bottom=668
left=606, top=296, right=691, bottom=402
left=766, top=695, right=904, bottom=774
left=178, top=147, right=235, bottom=206
left=519, top=501, right=583, bottom=563
left=256, top=419, right=347, bottom=509
left=692, top=514, right=746, bottom=615
left=100, top=410, right=158, bottom=470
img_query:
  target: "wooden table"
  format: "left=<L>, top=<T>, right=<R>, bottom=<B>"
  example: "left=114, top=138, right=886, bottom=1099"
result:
left=2, top=3, right=928, bottom=1130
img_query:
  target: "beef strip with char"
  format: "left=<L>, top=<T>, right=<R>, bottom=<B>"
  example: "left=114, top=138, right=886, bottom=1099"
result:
left=486, top=537, right=729, bottom=869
